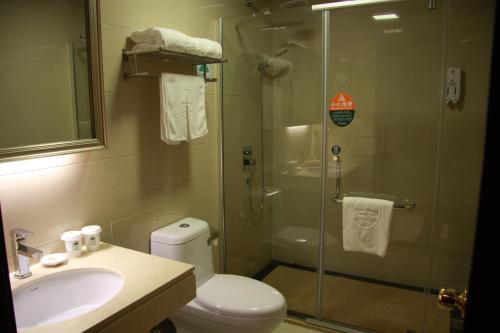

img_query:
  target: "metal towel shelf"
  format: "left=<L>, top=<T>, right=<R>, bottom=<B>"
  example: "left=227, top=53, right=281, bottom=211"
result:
left=122, top=47, right=227, bottom=82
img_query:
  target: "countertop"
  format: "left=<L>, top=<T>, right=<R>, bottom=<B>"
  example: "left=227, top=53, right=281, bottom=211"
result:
left=10, top=242, right=195, bottom=333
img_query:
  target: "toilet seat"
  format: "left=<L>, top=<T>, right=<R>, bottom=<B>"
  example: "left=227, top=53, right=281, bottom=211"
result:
left=173, top=300, right=285, bottom=333
left=195, top=274, right=286, bottom=318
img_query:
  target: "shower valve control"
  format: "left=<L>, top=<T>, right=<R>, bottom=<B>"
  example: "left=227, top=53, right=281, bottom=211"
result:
left=445, top=67, right=462, bottom=105
left=243, top=146, right=256, bottom=170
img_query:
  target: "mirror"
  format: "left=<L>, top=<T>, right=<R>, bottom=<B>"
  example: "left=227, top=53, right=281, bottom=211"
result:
left=0, top=0, right=105, bottom=161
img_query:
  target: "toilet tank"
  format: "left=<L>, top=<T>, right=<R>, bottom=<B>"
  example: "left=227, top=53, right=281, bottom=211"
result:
left=151, top=217, right=214, bottom=286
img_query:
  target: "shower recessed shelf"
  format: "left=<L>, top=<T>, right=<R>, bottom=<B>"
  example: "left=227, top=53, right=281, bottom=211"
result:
left=122, top=47, right=227, bottom=82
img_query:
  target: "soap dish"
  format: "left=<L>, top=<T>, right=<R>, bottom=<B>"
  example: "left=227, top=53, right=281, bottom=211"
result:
left=40, top=253, right=67, bottom=267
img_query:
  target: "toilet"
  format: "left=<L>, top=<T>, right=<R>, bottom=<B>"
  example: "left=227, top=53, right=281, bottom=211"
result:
left=151, top=217, right=287, bottom=333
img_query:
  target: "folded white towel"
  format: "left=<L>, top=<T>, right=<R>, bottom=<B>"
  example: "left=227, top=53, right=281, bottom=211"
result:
left=131, top=27, right=222, bottom=59
left=342, top=197, right=394, bottom=257
left=160, top=73, right=208, bottom=145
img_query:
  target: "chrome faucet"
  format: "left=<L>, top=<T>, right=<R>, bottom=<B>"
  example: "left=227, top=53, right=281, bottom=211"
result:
left=10, top=228, right=43, bottom=279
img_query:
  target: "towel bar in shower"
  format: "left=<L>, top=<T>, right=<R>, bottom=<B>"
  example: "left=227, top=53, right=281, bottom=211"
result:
left=122, top=47, right=227, bottom=82
left=333, top=193, right=416, bottom=210
left=331, top=155, right=416, bottom=210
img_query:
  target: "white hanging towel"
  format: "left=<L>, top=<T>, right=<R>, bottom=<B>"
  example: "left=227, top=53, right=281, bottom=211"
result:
left=130, top=27, right=222, bottom=59
left=160, top=73, right=208, bottom=145
left=342, top=197, right=394, bottom=257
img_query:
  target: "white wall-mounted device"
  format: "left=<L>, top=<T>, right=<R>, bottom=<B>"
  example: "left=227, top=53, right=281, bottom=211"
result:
left=445, top=67, right=462, bottom=105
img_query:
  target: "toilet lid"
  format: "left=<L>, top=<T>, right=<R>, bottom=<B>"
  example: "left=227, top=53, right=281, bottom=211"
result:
left=195, top=274, right=286, bottom=318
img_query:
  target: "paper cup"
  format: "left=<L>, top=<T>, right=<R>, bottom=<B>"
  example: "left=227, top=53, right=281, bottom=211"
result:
left=81, top=225, right=102, bottom=251
left=60, top=231, right=83, bottom=258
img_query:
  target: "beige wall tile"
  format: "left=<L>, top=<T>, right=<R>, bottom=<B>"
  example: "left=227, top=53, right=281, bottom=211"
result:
left=100, top=0, right=185, bottom=31
left=1, top=160, right=115, bottom=257
left=184, top=0, right=256, bottom=40
left=102, top=90, right=163, bottom=157
left=111, top=187, right=219, bottom=251
left=102, top=142, right=219, bottom=222
left=110, top=187, right=221, bottom=269
left=443, top=98, right=488, bottom=143
left=223, top=94, right=262, bottom=140
left=447, top=0, right=496, bottom=56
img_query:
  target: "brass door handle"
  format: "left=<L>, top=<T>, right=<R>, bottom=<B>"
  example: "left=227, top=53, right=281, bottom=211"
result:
left=438, top=287, right=467, bottom=318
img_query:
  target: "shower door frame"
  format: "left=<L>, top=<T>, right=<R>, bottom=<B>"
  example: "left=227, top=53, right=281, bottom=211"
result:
left=314, top=9, right=330, bottom=322
left=306, top=11, right=377, bottom=332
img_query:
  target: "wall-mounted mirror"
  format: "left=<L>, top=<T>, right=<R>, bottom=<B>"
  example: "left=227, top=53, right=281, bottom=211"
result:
left=0, top=0, right=105, bottom=161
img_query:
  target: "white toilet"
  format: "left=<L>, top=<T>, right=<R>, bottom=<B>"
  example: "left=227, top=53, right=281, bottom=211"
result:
left=151, top=217, right=287, bottom=333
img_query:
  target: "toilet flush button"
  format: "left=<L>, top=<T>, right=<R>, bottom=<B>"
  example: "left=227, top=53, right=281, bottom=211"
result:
left=179, top=223, right=190, bottom=228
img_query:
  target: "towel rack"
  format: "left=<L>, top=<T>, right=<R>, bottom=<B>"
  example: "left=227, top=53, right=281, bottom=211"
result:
left=122, top=47, right=227, bottom=82
left=331, top=155, right=416, bottom=210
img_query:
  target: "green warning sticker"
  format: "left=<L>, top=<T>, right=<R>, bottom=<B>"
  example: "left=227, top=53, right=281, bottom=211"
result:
left=329, top=92, right=356, bottom=127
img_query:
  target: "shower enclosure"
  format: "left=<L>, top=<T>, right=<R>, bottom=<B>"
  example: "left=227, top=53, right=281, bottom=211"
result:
left=221, top=1, right=495, bottom=332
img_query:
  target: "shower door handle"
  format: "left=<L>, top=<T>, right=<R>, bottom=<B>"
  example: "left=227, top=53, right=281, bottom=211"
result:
left=438, top=287, right=467, bottom=318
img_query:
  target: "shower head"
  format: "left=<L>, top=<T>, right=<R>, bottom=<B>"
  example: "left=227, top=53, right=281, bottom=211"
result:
left=235, top=1, right=272, bottom=30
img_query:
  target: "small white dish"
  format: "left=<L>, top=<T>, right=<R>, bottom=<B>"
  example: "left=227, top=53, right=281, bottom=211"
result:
left=40, top=253, right=67, bottom=267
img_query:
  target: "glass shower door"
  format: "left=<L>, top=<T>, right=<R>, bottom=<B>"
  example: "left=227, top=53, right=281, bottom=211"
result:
left=221, top=8, right=324, bottom=316
left=318, top=1, right=495, bottom=332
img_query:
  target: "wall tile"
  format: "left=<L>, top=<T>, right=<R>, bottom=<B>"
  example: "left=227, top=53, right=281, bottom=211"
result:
left=110, top=187, right=220, bottom=269
left=101, top=0, right=185, bottom=31
left=1, top=160, right=114, bottom=257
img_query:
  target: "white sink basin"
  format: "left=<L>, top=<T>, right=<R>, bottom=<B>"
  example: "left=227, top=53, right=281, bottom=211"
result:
left=13, top=268, right=124, bottom=328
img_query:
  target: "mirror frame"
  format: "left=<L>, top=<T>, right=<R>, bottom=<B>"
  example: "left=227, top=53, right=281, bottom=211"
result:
left=0, top=0, right=106, bottom=162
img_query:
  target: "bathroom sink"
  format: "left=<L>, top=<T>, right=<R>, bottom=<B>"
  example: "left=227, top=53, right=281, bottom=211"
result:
left=13, top=268, right=124, bottom=328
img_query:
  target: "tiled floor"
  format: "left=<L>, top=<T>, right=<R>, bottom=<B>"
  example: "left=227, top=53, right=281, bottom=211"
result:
left=274, top=321, right=328, bottom=333
left=264, top=265, right=450, bottom=333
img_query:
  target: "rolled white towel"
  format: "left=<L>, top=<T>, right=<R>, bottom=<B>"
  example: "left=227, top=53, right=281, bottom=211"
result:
left=188, top=37, right=223, bottom=60
left=130, top=27, right=222, bottom=59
